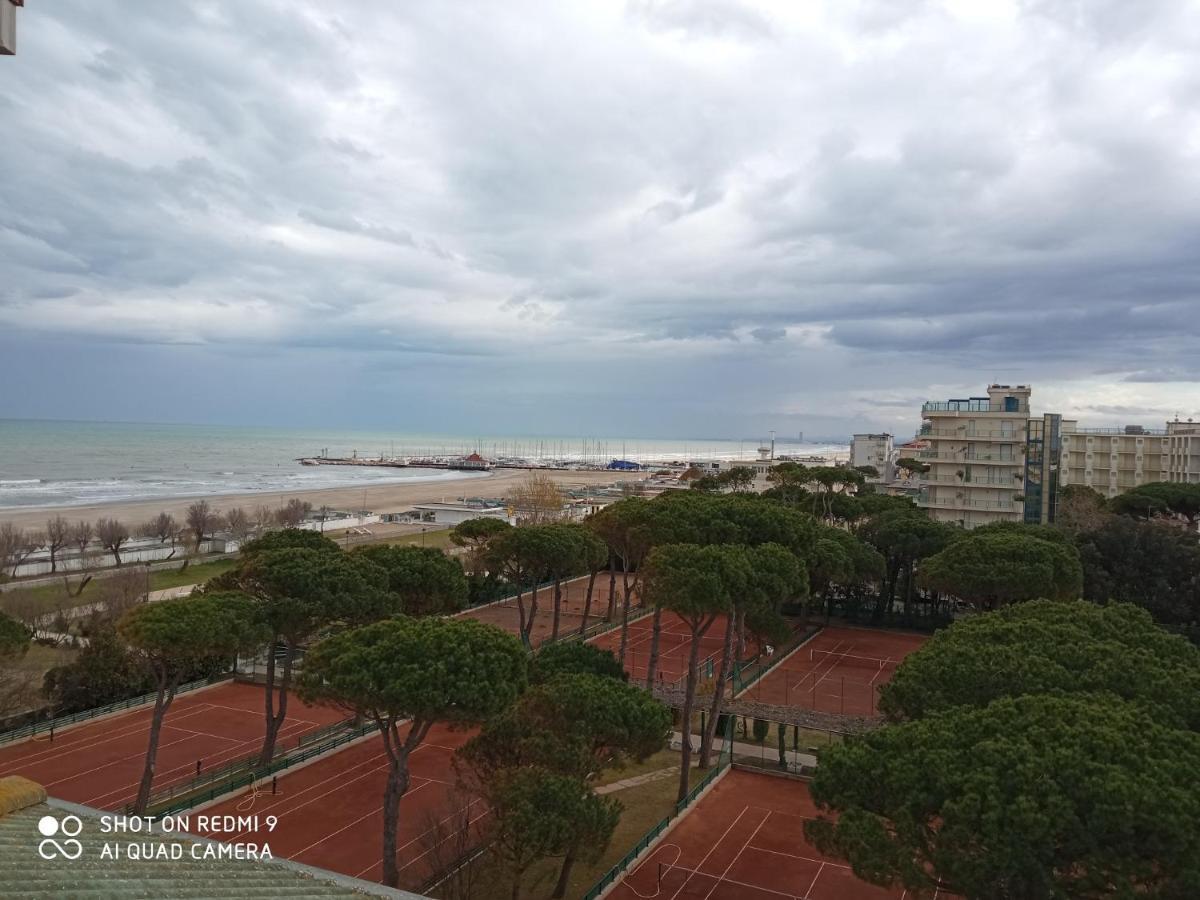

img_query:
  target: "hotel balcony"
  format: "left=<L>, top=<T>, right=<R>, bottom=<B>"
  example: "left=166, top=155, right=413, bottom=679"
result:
left=918, top=450, right=1023, bottom=464
left=921, top=474, right=1023, bottom=488
left=917, top=494, right=1021, bottom=510
left=919, top=425, right=1024, bottom=440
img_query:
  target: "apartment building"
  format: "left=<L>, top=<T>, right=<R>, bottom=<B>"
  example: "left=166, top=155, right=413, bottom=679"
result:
left=916, top=385, right=1200, bottom=527
left=1059, top=424, right=1166, bottom=498
left=850, top=433, right=895, bottom=481
left=916, top=385, right=1032, bottom=527
left=1166, top=420, right=1200, bottom=484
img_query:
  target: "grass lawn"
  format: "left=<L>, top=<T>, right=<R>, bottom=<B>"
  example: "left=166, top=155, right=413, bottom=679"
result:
left=383, top=528, right=454, bottom=550
left=147, top=558, right=236, bottom=590
left=13, top=642, right=78, bottom=675
left=2, top=643, right=78, bottom=721
left=432, top=753, right=712, bottom=900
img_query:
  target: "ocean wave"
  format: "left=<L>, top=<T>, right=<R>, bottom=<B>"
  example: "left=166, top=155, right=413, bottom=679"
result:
left=0, top=479, right=44, bottom=486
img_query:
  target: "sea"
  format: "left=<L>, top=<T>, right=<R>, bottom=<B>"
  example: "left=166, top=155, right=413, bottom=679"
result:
left=0, top=419, right=848, bottom=510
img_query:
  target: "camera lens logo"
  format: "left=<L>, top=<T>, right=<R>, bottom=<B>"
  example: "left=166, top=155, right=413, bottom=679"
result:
left=37, top=814, right=83, bottom=861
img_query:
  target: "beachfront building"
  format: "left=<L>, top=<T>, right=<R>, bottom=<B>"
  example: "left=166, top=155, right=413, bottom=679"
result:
left=406, top=501, right=511, bottom=526
left=1058, top=424, right=1167, bottom=499
left=916, top=384, right=1200, bottom=527
left=1058, top=418, right=1200, bottom=497
left=917, top=385, right=1032, bottom=528
left=1166, top=419, right=1200, bottom=484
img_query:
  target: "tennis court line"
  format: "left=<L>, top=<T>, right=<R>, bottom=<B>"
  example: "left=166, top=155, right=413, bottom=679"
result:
left=82, top=716, right=320, bottom=809
left=699, top=807, right=772, bottom=900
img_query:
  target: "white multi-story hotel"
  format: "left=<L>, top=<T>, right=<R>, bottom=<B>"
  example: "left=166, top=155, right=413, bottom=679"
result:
left=916, top=385, right=1032, bottom=528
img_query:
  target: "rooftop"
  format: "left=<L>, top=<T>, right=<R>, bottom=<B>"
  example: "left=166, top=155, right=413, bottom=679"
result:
left=0, top=777, right=414, bottom=899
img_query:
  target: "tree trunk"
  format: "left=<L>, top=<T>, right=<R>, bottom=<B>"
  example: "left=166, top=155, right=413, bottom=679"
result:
left=551, top=576, right=562, bottom=641
left=699, top=616, right=735, bottom=767
left=133, top=672, right=178, bottom=814
left=578, top=569, right=598, bottom=636
left=777, top=722, right=787, bottom=769
left=677, top=633, right=705, bottom=804
left=378, top=717, right=429, bottom=890
left=525, top=579, right=540, bottom=648
left=259, top=640, right=293, bottom=766
left=111, top=547, right=122, bottom=567
left=380, top=755, right=410, bottom=889
left=644, top=606, right=663, bottom=689
left=513, top=580, right=529, bottom=650
left=604, top=566, right=617, bottom=623
left=552, top=852, right=576, bottom=899
left=49, top=548, right=57, bottom=574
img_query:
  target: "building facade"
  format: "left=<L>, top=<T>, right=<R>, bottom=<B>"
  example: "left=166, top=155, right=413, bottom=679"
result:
left=1166, top=420, right=1200, bottom=484
left=916, top=385, right=1200, bottom=527
left=916, top=385, right=1031, bottom=527
left=850, top=433, right=895, bottom=481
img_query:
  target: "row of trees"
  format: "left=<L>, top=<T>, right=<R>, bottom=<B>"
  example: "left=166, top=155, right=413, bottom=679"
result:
left=453, top=492, right=821, bottom=807
left=807, top=601, right=1200, bottom=896
left=0, top=498, right=316, bottom=578
left=457, top=641, right=669, bottom=898
left=19, top=513, right=669, bottom=895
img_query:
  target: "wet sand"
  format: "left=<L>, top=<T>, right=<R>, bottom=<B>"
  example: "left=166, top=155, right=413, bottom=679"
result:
left=0, top=468, right=638, bottom=530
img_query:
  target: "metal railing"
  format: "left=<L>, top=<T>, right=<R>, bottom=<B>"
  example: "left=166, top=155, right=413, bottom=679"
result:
left=153, top=720, right=377, bottom=818
left=581, top=723, right=733, bottom=900
left=918, top=450, right=1022, bottom=462
left=731, top=624, right=821, bottom=696
left=922, top=401, right=1026, bottom=413
left=130, top=716, right=359, bottom=815
left=0, top=672, right=232, bottom=747
left=921, top=475, right=1021, bottom=486
left=918, top=497, right=1018, bottom=510
left=920, top=427, right=1021, bottom=439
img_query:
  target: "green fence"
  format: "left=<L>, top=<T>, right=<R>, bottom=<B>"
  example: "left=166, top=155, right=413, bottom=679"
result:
left=154, top=720, right=376, bottom=818
left=580, top=722, right=733, bottom=900
left=550, top=605, right=655, bottom=647
left=131, top=716, right=358, bottom=815
left=0, top=672, right=233, bottom=747
left=731, top=623, right=821, bottom=696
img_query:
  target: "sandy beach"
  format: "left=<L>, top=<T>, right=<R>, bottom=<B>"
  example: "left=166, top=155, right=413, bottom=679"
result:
left=0, top=469, right=639, bottom=531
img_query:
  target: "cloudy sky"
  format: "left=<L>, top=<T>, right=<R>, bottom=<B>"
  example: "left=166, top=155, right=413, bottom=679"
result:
left=2, top=0, right=1199, bottom=441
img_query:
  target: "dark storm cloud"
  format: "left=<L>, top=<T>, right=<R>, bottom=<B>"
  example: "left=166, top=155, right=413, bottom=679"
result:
left=1, top=0, right=1199, bottom=436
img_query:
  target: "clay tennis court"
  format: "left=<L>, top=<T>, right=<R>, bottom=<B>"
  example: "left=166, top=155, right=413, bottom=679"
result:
left=199, top=722, right=482, bottom=891
left=737, top=626, right=928, bottom=716
left=609, top=769, right=955, bottom=900
left=0, top=680, right=344, bottom=810
left=589, top=611, right=746, bottom=684
left=463, top=574, right=611, bottom=646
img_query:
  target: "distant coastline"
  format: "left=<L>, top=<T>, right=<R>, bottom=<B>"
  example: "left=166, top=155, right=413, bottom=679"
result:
left=0, top=419, right=848, bottom=517
left=0, top=469, right=625, bottom=531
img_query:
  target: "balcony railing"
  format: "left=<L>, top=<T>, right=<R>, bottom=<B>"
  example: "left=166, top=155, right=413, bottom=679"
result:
left=920, top=427, right=1023, bottom=439
left=923, top=401, right=1026, bottom=414
left=918, top=450, right=1022, bottom=464
left=918, top=496, right=1020, bottom=510
left=922, top=475, right=1022, bottom=487
left=1070, top=427, right=1168, bottom=436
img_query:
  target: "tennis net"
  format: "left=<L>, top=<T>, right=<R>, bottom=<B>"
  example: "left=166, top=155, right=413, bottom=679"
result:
left=810, top=649, right=899, bottom=671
